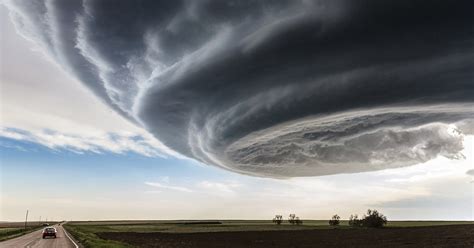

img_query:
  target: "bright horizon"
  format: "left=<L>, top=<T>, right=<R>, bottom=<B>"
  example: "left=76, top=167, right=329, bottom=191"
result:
left=1, top=1, right=473, bottom=222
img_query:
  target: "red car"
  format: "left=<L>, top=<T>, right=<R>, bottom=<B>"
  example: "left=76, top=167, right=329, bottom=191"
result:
left=42, top=227, right=57, bottom=239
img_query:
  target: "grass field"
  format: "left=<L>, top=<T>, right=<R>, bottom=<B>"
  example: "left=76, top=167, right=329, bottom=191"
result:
left=64, top=220, right=474, bottom=248
left=0, top=226, right=41, bottom=242
left=0, top=221, right=58, bottom=228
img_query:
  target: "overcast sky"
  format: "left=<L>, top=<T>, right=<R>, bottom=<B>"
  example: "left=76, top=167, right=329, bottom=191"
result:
left=1, top=1, right=473, bottom=221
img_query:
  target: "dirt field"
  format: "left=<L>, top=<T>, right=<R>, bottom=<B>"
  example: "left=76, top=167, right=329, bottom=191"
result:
left=97, top=224, right=474, bottom=248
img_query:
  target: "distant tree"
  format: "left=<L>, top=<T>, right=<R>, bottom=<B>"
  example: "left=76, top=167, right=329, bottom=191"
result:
left=288, top=214, right=303, bottom=225
left=288, top=214, right=296, bottom=225
left=348, top=209, right=388, bottom=228
left=273, top=215, right=283, bottom=225
left=329, top=214, right=340, bottom=226
left=361, top=209, right=387, bottom=228
left=295, top=217, right=303, bottom=225
left=348, top=214, right=362, bottom=227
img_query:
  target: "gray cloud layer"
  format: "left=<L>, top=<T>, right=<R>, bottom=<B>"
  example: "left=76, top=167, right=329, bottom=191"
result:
left=5, top=0, right=473, bottom=177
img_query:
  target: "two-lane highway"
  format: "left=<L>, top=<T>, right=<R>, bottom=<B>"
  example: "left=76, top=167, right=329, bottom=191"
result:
left=0, top=224, right=79, bottom=248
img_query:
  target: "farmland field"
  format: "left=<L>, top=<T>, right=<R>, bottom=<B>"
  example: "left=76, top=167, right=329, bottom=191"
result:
left=64, top=220, right=474, bottom=248
left=0, top=222, right=51, bottom=241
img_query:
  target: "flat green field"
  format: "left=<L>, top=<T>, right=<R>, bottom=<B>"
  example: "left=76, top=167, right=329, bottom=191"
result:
left=0, top=226, right=42, bottom=242
left=64, top=220, right=474, bottom=248
left=0, top=228, right=22, bottom=233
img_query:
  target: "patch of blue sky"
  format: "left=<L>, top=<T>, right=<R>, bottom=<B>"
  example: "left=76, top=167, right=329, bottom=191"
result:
left=0, top=136, right=242, bottom=191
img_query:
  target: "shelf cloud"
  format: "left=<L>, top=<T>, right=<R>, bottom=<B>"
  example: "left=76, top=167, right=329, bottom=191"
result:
left=4, top=0, right=473, bottom=177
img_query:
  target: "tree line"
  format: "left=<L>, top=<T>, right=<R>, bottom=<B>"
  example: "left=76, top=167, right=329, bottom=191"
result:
left=274, top=209, right=388, bottom=228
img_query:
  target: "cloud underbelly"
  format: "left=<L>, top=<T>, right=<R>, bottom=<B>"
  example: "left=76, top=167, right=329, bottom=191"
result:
left=5, top=0, right=474, bottom=177
left=223, top=106, right=471, bottom=177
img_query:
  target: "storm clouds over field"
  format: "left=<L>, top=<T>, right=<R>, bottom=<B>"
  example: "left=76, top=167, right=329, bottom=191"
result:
left=4, top=0, right=473, bottom=177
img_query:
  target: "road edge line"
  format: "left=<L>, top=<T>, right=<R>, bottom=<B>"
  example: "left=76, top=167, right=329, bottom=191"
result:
left=63, top=227, right=79, bottom=248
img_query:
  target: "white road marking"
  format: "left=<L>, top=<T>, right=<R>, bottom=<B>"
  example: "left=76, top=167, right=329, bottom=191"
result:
left=62, top=227, right=79, bottom=248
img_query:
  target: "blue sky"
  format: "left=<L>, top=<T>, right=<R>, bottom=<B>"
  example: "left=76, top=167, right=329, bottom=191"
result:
left=1, top=3, right=473, bottom=222
left=0, top=136, right=238, bottom=190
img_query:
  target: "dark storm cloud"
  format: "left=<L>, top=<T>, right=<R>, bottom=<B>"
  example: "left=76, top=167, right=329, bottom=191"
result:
left=5, top=0, right=474, bottom=177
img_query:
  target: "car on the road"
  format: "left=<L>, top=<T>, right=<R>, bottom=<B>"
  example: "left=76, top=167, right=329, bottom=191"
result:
left=42, top=227, right=57, bottom=239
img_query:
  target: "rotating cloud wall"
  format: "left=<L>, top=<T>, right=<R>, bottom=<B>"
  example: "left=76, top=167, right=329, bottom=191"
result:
left=5, top=0, right=473, bottom=177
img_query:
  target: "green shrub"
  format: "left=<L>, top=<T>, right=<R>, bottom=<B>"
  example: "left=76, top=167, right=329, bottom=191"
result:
left=349, top=209, right=387, bottom=228
left=329, top=214, right=340, bottom=226
left=361, top=209, right=387, bottom=228
left=348, top=214, right=362, bottom=227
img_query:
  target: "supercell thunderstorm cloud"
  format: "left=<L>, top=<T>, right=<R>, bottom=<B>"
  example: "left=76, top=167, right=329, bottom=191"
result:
left=4, top=0, right=473, bottom=177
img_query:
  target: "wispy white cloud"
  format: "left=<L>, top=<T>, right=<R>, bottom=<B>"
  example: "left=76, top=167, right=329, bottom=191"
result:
left=197, top=180, right=242, bottom=194
left=145, top=181, right=193, bottom=193
left=0, top=127, right=171, bottom=157
left=144, top=178, right=242, bottom=196
left=160, top=176, right=170, bottom=183
left=0, top=140, right=28, bottom=152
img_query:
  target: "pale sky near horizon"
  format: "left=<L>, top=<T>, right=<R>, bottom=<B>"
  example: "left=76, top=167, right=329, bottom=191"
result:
left=1, top=2, right=473, bottom=222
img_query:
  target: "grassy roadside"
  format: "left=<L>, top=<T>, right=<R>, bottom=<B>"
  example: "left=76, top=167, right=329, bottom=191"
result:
left=63, top=224, right=133, bottom=248
left=0, top=226, right=43, bottom=242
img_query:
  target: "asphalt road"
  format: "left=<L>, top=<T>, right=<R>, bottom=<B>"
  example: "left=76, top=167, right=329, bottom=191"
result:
left=0, top=224, right=79, bottom=248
